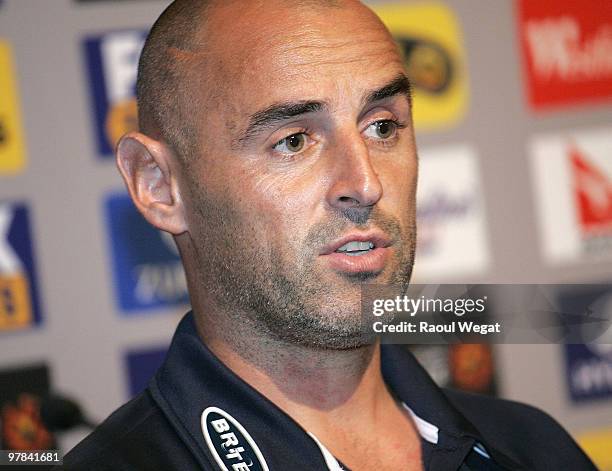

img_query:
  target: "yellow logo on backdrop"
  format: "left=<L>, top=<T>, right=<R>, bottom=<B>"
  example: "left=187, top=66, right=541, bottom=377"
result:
left=373, top=2, right=469, bottom=131
left=106, top=98, right=138, bottom=152
left=0, top=275, right=32, bottom=330
left=0, top=40, right=26, bottom=174
left=578, top=428, right=612, bottom=471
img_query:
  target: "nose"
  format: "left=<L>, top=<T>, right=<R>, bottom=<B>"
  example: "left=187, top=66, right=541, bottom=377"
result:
left=325, top=133, right=383, bottom=211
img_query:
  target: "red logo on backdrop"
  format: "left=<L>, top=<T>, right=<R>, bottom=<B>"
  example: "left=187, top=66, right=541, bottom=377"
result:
left=571, top=145, right=612, bottom=235
left=517, top=0, right=612, bottom=110
left=1, top=394, right=52, bottom=450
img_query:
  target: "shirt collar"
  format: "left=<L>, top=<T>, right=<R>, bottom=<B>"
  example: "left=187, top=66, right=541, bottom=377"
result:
left=380, top=342, right=526, bottom=470
left=149, top=312, right=522, bottom=470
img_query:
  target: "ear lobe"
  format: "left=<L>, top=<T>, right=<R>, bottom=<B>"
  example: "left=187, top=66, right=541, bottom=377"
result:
left=116, top=132, right=187, bottom=235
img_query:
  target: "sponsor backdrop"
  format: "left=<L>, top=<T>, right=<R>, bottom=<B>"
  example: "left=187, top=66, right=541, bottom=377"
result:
left=0, top=0, right=611, bottom=466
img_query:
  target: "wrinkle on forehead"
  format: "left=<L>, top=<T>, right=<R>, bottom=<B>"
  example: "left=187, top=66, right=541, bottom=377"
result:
left=274, top=34, right=398, bottom=58
left=242, top=37, right=405, bottom=104
left=272, top=42, right=402, bottom=72
left=222, top=30, right=400, bottom=95
left=165, top=45, right=218, bottom=92
left=166, top=46, right=209, bottom=64
left=204, top=0, right=395, bottom=59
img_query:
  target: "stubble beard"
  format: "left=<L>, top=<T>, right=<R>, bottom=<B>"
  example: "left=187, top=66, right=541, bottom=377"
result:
left=188, top=190, right=416, bottom=351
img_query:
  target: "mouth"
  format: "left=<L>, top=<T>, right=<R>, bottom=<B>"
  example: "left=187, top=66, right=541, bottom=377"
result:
left=319, top=232, right=392, bottom=274
left=335, top=240, right=376, bottom=256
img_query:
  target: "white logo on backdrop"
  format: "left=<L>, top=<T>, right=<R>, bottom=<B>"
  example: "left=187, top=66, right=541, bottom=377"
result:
left=412, top=145, right=490, bottom=281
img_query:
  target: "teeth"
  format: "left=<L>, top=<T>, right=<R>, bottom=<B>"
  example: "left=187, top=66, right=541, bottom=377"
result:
left=336, top=241, right=375, bottom=253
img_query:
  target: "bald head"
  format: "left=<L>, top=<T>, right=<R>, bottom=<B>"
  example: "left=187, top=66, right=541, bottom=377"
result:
left=136, top=0, right=359, bottom=163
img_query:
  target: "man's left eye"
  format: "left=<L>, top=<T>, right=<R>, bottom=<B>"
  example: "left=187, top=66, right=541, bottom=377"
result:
left=273, top=133, right=307, bottom=154
left=365, top=120, right=397, bottom=139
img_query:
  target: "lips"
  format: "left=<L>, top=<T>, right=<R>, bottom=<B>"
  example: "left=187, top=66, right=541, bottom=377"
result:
left=319, top=231, right=392, bottom=255
left=319, top=231, right=393, bottom=274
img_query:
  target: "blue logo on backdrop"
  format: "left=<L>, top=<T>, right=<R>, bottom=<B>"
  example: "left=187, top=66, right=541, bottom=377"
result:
left=105, top=193, right=189, bottom=313
left=83, top=30, right=145, bottom=157
left=0, top=203, right=42, bottom=332
left=125, top=346, right=168, bottom=397
left=562, top=285, right=612, bottom=403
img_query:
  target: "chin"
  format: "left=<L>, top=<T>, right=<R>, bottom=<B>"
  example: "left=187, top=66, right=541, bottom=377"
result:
left=287, top=329, right=377, bottom=351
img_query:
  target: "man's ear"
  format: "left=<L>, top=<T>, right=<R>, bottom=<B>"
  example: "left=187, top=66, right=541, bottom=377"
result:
left=116, top=132, right=187, bottom=235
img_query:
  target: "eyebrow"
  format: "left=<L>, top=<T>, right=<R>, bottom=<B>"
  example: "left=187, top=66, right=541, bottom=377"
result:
left=235, top=73, right=412, bottom=147
left=363, top=73, right=412, bottom=108
left=236, top=101, right=325, bottom=147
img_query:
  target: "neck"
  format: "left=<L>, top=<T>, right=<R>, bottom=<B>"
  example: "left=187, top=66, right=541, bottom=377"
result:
left=192, top=302, right=392, bottom=437
left=190, top=289, right=424, bottom=470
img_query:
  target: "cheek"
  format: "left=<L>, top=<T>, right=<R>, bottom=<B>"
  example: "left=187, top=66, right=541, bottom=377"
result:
left=250, top=169, right=326, bottom=254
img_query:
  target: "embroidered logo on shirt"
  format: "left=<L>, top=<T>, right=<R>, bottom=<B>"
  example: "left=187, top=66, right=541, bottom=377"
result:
left=201, top=407, right=269, bottom=471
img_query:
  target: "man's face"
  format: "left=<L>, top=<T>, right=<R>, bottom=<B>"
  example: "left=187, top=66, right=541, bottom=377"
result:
left=179, top=0, right=417, bottom=349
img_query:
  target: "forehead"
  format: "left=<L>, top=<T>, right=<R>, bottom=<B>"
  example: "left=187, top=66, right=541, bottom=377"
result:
left=199, top=1, right=404, bottom=115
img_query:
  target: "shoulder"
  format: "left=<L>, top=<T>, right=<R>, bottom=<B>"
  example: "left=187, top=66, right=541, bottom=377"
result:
left=57, top=390, right=201, bottom=471
left=442, top=388, right=596, bottom=469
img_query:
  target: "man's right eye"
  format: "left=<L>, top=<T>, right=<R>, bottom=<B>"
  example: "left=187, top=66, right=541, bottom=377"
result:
left=273, top=133, right=307, bottom=154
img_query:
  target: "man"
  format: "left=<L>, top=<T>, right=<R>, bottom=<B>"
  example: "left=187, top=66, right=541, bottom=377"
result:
left=61, top=0, right=595, bottom=469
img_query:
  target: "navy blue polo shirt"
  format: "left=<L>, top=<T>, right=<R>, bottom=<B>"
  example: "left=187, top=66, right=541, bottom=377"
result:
left=149, top=313, right=507, bottom=470
left=61, top=312, right=596, bottom=470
